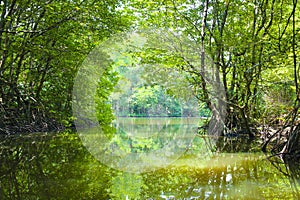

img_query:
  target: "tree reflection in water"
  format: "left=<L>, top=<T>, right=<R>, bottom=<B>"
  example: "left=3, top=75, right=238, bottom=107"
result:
left=267, top=155, right=300, bottom=199
left=0, top=131, right=299, bottom=199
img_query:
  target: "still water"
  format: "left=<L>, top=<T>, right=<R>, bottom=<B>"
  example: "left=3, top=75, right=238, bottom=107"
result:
left=0, top=118, right=299, bottom=199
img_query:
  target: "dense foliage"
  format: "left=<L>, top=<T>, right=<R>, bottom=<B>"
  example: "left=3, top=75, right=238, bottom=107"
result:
left=0, top=0, right=299, bottom=155
left=1, top=1, right=299, bottom=199
left=0, top=0, right=128, bottom=133
left=123, top=0, right=300, bottom=153
left=127, top=0, right=299, bottom=129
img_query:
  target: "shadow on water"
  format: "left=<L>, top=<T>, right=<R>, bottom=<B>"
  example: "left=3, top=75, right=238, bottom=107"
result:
left=0, top=129, right=299, bottom=199
left=267, top=155, right=300, bottom=200
left=285, top=160, right=300, bottom=199
left=0, top=132, right=115, bottom=199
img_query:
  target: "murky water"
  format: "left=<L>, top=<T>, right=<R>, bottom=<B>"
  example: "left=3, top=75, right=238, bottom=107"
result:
left=0, top=118, right=299, bottom=199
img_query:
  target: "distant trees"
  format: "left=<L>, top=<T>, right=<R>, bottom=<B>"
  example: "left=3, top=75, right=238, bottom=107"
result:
left=129, top=85, right=181, bottom=117
left=115, top=84, right=200, bottom=117
left=110, top=66, right=202, bottom=117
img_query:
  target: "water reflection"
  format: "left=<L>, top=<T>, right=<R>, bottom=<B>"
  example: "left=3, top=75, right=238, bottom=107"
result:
left=78, top=117, right=200, bottom=173
left=0, top=132, right=113, bottom=199
left=215, top=135, right=259, bottom=153
left=285, top=160, right=300, bottom=199
left=0, top=131, right=299, bottom=199
left=111, top=173, right=143, bottom=199
left=267, top=155, right=300, bottom=199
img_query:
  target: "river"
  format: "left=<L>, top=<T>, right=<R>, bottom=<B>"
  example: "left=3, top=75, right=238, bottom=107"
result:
left=0, top=117, right=299, bottom=199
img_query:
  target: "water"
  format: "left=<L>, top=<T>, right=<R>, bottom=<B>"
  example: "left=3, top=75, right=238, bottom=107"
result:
left=0, top=118, right=299, bottom=199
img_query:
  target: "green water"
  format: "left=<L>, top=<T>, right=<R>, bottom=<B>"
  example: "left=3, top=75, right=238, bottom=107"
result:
left=0, top=118, right=299, bottom=199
